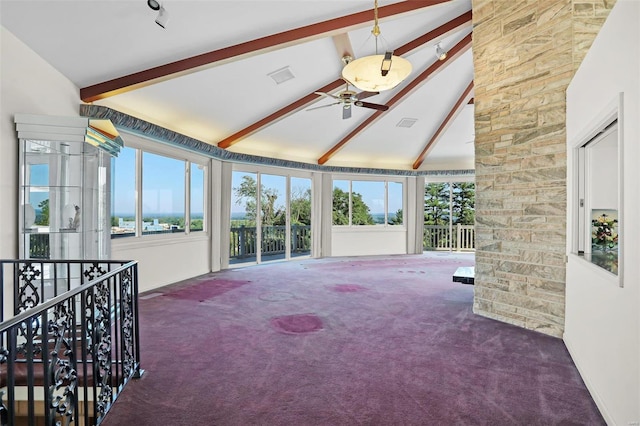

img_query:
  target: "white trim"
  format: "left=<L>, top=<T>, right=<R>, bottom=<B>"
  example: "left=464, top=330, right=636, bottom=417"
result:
left=112, top=232, right=209, bottom=250
left=232, top=162, right=313, bottom=179
left=569, top=93, right=623, bottom=287
left=332, top=226, right=406, bottom=234
left=119, top=129, right=209, bottom=165
left=563, top=335, right=614, bottom=426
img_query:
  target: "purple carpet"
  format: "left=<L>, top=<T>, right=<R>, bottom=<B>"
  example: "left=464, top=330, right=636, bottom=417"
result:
left=103, top=253, right=603, bottom=425
left=162, top=278, right=250, bottom=301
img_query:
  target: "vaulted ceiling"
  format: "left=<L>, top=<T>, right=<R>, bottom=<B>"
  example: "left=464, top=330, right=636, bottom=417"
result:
left=1, top=0, right=475, bottom=171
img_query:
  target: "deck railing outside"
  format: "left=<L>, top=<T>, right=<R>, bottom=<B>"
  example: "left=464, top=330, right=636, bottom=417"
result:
left=0, top=259, right=142, bottom=426
left=230, top=224, right=473, bottom=257
left=230, top=225, right=311, bottom=260
left=424, top=224, right=475, bottom=251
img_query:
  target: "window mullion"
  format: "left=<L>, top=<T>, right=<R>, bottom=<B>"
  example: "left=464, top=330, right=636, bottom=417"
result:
left=185, top=161, right=191, bottom=235
left=135, top=149, right=143, bottom=238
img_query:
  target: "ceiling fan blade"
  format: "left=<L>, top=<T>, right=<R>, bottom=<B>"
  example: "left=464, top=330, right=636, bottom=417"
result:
left=354, top=101, right=389, bottom=111
left=355, top=91, right=379, bottom=100
left=314, top=91, right=340, bottom=100
left=342, top=105, right=352, bottom=120
left=306, top=102, right=340, bottom=111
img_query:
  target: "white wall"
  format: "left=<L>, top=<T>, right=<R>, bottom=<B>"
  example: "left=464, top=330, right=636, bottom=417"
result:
left=331, top=227, right=406, bottom=257
left=0, top=27, right=80, bottom=318
left=0, top=28, right=213, bottom=294
left=0, top=27, right=80, bottom=259
left=565, top=2, right=640, bottom=425
left=112, top=236, right=210, bottom=293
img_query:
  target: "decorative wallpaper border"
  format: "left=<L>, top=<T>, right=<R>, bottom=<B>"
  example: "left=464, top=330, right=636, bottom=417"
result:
left=80, top=104, right=474, bottom=178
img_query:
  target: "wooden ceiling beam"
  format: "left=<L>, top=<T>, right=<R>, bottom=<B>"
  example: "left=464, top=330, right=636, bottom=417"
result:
left=412, top=80, right=474, bottom=170
left=80, top=1, right=448, bottom=102
left=218, top=9, right=472, bottom=150
left=318, top=31, right=472, bottom=165
left=217, top=79, right=346, bottom=149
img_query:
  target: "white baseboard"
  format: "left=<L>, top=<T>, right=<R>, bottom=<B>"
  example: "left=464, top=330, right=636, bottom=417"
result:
left=563, top=334, right=614, bottom=425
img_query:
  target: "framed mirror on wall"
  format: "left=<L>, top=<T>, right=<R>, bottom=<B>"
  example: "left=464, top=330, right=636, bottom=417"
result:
left=572, top=93, right=624, bottom=286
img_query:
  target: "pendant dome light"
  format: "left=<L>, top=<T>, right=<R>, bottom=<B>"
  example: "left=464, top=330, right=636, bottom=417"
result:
left=342, top=0, right=412, bottom=92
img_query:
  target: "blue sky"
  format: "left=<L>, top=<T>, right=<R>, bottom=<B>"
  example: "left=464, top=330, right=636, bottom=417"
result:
left=112, top=147, right=204, bottom=215
left=31, top=148, right=469, bottom=223
left=112, top=150, right=402, bottom=216
left=27, top=164, right=50, bottom=208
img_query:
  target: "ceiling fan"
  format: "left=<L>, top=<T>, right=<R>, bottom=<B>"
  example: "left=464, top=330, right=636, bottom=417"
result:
left=307, top=80, right=389, bottom=119
left=307, top=53, right=389, bottom=120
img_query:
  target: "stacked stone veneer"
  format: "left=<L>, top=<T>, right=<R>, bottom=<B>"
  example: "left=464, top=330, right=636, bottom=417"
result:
left=471, top=0, right=616, bottom=337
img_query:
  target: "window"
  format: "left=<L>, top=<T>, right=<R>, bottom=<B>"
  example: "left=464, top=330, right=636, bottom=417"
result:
left=230, top=170, right=313, bottom=264
left=142, top=152, right=185, bottom=235
left=111, top=147, right=136, bottom=237
left=332, top=178, right=404, bottom=226
left=190, top=162, right=205, bottom=232
left=388, top=181, right=403, bottom=225
left=423, top=181, right=475, bottom=251
left=576, top=120, right=620, bottom=277
left=110, top=144, right=208, bottom=239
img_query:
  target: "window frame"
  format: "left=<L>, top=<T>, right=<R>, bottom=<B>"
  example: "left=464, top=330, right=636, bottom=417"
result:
left=110, top=130, right=209, bottom=245
left=331, top=174, right=406, bottom=228
left=569, top=94, right=623, bottom=286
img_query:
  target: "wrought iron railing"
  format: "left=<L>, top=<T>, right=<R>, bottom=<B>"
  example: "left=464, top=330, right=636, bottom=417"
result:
left=0, top=259, right=142, bottom=426
left=424, top=224, right=475, bottom=251
left=28, top=234, right=51, bottom=260
left=230, top=225, right=311, bottom=260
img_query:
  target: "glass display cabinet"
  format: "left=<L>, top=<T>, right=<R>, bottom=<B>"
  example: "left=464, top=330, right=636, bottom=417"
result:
left=16, top=114, right=122, bottom=260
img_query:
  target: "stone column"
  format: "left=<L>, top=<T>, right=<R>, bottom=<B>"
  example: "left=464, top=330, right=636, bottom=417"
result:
left=471, top=0, right=616, bottom=337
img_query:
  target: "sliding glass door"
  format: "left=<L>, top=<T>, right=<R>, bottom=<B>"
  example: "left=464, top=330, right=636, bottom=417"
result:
left=230, top=170, right=312, bottom=265
left=230, top=171, right=258, bottom=264
left=260, top=174, right=287, bottom=263
left=290, top=177, right=311, bottom=258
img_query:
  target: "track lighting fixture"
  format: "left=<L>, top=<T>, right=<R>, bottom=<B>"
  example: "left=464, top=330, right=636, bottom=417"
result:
left=147, top=0, right=168, bottom=28
left=435, top=43, right=447, bottom=61
left=155, top=6, right=169, bottom=28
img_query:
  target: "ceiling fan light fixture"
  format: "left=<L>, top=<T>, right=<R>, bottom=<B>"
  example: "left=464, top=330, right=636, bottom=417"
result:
left=341, top=0, right=412, bottom=92
left=342, top=54, right=411, bottom=92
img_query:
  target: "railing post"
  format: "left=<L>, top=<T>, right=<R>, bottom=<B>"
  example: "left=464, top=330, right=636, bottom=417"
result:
left=456, top=223, right=462, bottom=252
left=292, top=224, right=298, bottom=252
left=239, top=225, right=246, bottom=258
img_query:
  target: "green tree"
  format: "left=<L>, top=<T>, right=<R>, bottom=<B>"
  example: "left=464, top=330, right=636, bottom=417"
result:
left=424, top=183, right=449, bottom=225
left=35, top=199, right=49, bottom=226
left=332, top=187, right=350, bottom=225
left=234, top=175, right=285, bottom=226
left=332, top=187, right=374, bottom=225
left=452, top=182, right=475, bottom=225
left=190, top=219, right=203, bottom=230
left=389, top=208, right=403, bottom=225
left=290, top=187, right=311, bottom=225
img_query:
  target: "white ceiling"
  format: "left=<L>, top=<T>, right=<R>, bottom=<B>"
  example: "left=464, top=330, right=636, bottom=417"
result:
left=1, top=0, right=475, bottom=172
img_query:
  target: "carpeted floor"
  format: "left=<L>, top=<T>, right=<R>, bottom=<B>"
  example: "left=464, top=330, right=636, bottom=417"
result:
left=102, top=253, right=604, bottom=425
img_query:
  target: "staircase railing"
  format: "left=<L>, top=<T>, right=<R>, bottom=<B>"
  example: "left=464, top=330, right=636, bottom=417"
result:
left=0, top=259, right=142, bottom=426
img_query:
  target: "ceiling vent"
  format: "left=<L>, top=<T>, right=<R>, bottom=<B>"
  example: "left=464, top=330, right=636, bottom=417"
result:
left=268, top=66, right=295, bottom=85
left=396, top=118, right=418, bottom=128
